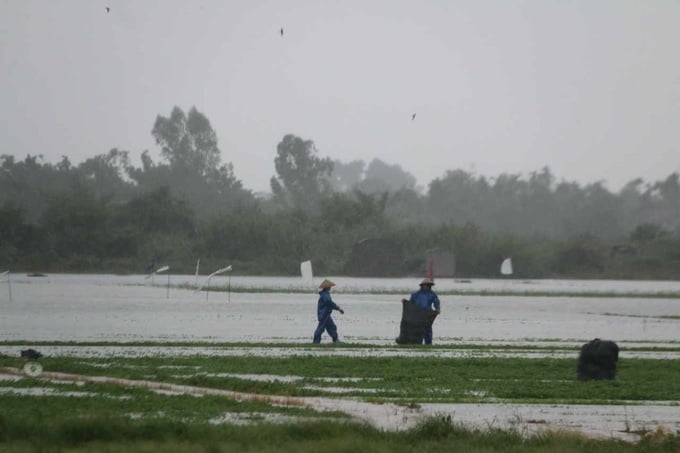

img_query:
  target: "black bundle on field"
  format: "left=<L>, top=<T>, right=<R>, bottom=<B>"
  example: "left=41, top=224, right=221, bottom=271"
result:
left=577, top=338, right=619, bottom=380
left=20, top=349, right=42, bottom=360
left=395, top=299, right=438, bottom=344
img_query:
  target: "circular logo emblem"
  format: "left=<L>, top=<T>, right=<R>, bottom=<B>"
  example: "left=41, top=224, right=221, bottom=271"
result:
left=23, top=361, right=43, bottom=377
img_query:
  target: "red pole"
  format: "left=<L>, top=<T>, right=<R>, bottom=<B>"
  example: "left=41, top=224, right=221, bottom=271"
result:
left=427, top=258, right=434, bottom=281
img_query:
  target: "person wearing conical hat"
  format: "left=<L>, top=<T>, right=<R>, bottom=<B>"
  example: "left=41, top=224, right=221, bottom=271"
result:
left=408, top=277, right=441, bottom=345
left=313, top=279, right=345, bottom=344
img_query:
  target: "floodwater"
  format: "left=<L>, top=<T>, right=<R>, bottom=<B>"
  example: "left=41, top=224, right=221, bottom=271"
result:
left=0, top=274, right=678, bottom=346
left=1, top=274, right=679, bottom=441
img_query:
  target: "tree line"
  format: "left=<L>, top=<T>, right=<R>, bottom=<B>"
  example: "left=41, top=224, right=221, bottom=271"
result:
left=1, top=106, right=679, bottom=279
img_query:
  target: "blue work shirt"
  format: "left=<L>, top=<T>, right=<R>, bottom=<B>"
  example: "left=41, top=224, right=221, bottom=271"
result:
left=317, top=289, right=341, bottom=321
left=409, top=288, right=441, bottom=311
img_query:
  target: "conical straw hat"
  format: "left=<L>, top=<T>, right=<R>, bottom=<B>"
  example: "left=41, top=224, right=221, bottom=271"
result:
left=319, top=279, right=336, bottom=289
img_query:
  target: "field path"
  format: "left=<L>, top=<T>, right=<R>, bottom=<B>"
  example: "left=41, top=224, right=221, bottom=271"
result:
left=0, top=366, right=423, bottom=430
left=2, top=366, right=677, bottom=442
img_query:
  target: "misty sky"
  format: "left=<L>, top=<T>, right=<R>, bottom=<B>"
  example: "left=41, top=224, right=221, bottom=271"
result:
left=1, top=0, right=678, bottom=193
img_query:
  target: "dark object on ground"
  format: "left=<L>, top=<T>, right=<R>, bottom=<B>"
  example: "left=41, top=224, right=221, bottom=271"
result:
left=396, top=299, right=438, bottom=344
left=577, top=338, right=618, bottom=380
left=21, top=349, right=42, bottom=360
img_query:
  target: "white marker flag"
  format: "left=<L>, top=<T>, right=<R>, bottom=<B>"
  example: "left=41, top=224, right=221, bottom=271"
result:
left=500, top=258, right=513, bottom=276
left=196, top=265, right=232, bottom=292
left=145, top=265, right=169, bottom=279
left=300, top=260, right=313, bottom=287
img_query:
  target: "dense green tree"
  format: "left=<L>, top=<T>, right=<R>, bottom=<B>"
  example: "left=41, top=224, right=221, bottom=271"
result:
left=270, top=134, right=334, bottom=209
left=105, top=187, right=198, bottom=271
left=618, top=178, right=649, bottom=233
left=0, top=202, right=40, bottom=266
left=263, top=208, right=315, bottom=273
left=152, top=106, right=220, bottom=176
left=649, top=173, right=680, bottom=228
left=553, top=235, right=607, bottom=275
left=0, top=202, right=27, bottom=247
left=75, top=148, right=136, bottom=202
left=131, top=106, right=253, bottom=215
left=486, top=173, right=533, bottom=235
left=576, top=182, right=623, bottom=238
left=427, top=169, right=484, bottom=225
left=384, top=187, right=425, bottom=222
left=630, top=223, right=669, bottom=244
left=327, top=159, right=365, bottom=192
left=117, top=186, right=196, bottom=236
left=522, top=167, right=556, bottom=234
left=5, top=102, right=680, bottom=278
left=0, top=155, right=78, bottom=222
left=199, top=206, right=268, bottom=262
left=355, top=159, right=417, bottom=194
left=318, top=191, right=388, bottom=233
left=40, top=185, right=110, bottom=262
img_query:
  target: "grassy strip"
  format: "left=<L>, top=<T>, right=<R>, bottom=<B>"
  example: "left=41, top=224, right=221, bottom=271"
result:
left=2, top=355, right=679, bottom=404
left=174, top=283, right=680, bottom=298
left=1, top=413, right=677, bottom=452
left=1, top=354, right=678, bottom=451
left=600, top=313, right=680, bottom=320
left=2, top=340, right=679, bottom=350
left=0, top=382, right=323, bottom=420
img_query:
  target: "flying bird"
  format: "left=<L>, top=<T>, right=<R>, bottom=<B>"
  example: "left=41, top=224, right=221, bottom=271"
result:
left=412, top=113, right=416, bottom=120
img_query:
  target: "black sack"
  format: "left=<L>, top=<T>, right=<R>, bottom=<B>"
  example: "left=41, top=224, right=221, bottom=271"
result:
left=20, top=349, right=42, bottom=360
left=395, top=299, right=439, bottom=344
left=577, top=338, right=619, bottom=381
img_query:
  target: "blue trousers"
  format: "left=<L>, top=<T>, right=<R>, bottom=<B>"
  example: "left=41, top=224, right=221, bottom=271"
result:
left=313, top=315, right=338, bottom=343
left=423, top=327, right=433, bottom=345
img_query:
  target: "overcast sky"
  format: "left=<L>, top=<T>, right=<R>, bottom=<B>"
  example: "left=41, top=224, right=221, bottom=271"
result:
left=1, top=0, right=678, bottom=193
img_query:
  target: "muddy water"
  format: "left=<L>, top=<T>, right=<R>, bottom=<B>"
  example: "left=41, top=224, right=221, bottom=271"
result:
left=1, top=274, right=678, bottom=345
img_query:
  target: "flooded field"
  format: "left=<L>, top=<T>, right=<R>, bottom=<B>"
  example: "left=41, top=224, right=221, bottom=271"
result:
left=1, top=273, right=679, bottom=442
left=1, top=274, right=678, bottom=346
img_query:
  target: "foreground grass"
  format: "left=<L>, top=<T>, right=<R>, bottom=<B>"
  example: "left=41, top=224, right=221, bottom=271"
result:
left=1, top=353, right=679, bottom=404
left=1, top=347, right=679, bottom=452
left=1, top=411, right=678, bottom=452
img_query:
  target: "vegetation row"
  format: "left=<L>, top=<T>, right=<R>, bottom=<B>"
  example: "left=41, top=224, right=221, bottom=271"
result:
left=3, top=106, right=680, bottom=279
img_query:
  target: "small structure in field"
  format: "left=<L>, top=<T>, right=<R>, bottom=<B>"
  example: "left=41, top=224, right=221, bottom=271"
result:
left=577, top=338, right=619, bottom=380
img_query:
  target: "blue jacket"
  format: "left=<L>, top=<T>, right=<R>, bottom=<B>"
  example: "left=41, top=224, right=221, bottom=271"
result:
left=317, top=289, right=341, bottom=321
left=409, top=288, right=441, bottom=311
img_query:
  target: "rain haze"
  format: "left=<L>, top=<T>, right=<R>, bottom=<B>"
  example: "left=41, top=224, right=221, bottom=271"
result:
left=1, top=0, right=679, bottom=193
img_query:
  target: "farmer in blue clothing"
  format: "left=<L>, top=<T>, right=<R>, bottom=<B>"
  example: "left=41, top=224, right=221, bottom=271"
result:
left=313, top=279, right=345, bottom=344
left=409, top=278, right=441, bottom=344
